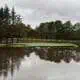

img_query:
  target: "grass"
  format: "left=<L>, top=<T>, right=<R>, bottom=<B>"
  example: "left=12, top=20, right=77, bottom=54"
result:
left=0, top=38, right=79, bottom=48
left=0, top=42, right=78, bottom=48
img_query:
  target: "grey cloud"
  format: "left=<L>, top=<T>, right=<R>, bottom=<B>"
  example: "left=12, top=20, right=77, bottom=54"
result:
left=1, top=0, right=80, bottom=27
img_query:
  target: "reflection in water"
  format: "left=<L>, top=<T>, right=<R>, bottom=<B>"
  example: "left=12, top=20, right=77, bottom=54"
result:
left=0, top=48, right=25, bottom=79
left=34, top=48, right=80, bottom=63
left=0, top=47, right=80, bottom=79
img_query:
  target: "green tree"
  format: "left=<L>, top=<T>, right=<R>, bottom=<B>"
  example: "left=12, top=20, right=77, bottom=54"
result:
left=0, top=7, right=4, bottom=25
left=63, top=21, right=74, bottom=39
left=54, top=20, right=64, bottom=39
left=4, top=5, right=10, bottom=24
left=11, top=7, right=16, bottom=25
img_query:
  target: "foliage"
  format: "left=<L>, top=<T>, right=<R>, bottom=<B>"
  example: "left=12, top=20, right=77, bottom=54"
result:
left=0, top=6, right=26, bottom=43
left=0, top=5, right=80, bottom=44
left=35, top=20, right=80, bottom=40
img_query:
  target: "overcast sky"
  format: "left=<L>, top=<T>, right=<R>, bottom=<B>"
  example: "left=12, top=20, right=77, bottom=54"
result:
left=1, top=0, right=80, bottom=28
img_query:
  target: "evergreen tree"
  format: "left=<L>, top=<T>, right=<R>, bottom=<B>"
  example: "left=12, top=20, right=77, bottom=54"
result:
left=4, top=5, right=10, bottom=24
left=0, top=7, right=4, bottom=25
left=11, top=7, right=16, bottom=25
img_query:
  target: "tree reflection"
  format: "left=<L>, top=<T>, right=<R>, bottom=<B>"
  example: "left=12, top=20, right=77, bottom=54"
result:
left=34, top=48, right=80, bottom=63
left=0, top=48, right=25, bottom=78
left=72, top=49, right=80, bottom=62
left=0, top=47, right=80, bottom=78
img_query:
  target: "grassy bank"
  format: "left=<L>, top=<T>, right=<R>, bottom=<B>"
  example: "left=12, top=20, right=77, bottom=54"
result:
left=0, top=42, right=78, bottom=48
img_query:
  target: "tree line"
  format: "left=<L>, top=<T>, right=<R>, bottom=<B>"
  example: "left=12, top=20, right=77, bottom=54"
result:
left=0, top=6, right=80, bottom=44
left=28, top=21, right=80, bottom=40
left=0, top=5, right=27, bottom=43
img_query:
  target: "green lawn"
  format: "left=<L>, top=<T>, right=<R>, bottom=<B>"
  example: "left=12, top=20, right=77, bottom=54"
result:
left=0, top=42, right=78, bottom=48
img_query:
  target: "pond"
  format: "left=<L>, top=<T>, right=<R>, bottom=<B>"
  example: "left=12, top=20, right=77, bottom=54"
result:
left=0, top=47, right=80, bottom=80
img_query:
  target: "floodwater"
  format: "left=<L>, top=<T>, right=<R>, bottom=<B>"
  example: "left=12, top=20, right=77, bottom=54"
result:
left=0, top=47, right=80, bottom=80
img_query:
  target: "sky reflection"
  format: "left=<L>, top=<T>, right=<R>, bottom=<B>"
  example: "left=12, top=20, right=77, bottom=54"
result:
left=0, top=48, right=80, bottom=80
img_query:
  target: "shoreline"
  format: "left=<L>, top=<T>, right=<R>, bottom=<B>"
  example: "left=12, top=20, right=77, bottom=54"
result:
left=0, top=42, right=78, bottom=48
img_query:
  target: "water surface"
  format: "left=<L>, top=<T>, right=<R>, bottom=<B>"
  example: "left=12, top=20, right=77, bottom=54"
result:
left=0, top=47, right=80, bottom=80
